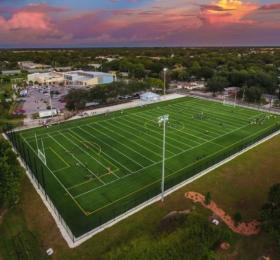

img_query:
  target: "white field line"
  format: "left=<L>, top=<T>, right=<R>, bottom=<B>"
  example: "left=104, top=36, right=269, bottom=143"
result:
left=20, top=134, right=87, bottom=214
left=48, top=146, right=71, bottom=168
left=119, top=115, right=188, bottom=151
left=137, top=110, right=212, bottom=144
left=127, top=114, right=192, bottom=150
left=179, top=98, right=262, bottom=119
left=66, top=130, right=120, bottom=174
left=144, top=105, right=221, bottom=138
left=84, top=123, right=280, bottom=215
left=74, top=117, right=256, bottom=200
left=115, top=117, right=177, bottom=155
left=48, top=133, right=105, bottom=185
left=84, top=125, right=148, bottom=168
left=58, top=132, right=110, bottom=184
left=171, top=102, right=260, bottom=131
left=71, top=128, right=280, bottom=248
left=163, top=105, right=226, bottom=136
left=97, top=120, right=161, bottom=160
left=94, top=122, right=156, bottom=164
left=172, top=103, right=245, bottom=128
left=173, top=99, right=251, bottom=124
left=102, top=120, right=163, bottom=158
left=53, top=166, right=71, bottom=173
left=78, top=126, right=141, bottom=173
left=138, top=109, right=206, bottom=145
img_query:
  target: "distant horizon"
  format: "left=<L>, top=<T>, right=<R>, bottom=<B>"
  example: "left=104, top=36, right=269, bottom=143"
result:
left=0, top=1, right=279, bottom=47
left=0, top=45, right=280, bottom=50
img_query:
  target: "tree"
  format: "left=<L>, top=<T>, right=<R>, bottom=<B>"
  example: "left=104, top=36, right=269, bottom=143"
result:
left=0, top=140, right=22, bottom=208
left=205, top=192, right=212, bottom=205
left=206, top=76, right=229, bottom=93
left=244, top=86, right=263, bottom=102
left=147, top=78, right=163, bottom=89
left=261, top=184, right=280, bottom=246
left=233, top=212, right=242, bottom=226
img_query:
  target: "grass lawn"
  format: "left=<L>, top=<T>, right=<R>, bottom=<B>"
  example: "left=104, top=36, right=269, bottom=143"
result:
left=9, top=96, right=280, bottom=238
left=0, top=122, right=279, bottom=259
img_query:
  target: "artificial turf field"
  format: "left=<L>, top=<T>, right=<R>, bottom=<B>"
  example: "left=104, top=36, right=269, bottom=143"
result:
left=11, top=96, right=280, bottom=238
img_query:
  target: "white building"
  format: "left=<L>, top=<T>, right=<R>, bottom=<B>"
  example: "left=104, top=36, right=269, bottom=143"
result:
left=64, top=71, right=115, bottom=87
left=27, top=72, right=64, bottom=85
left=18, top=61, right=51, bottom=72
left=27, top=70, right=115, bottom=87
left=140, top=92, right=160, bottom=102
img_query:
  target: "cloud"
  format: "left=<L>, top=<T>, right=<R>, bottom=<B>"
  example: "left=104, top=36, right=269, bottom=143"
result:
left=0, top=0, right=279, bottom=47
left=258, top=3, right=280, bottom=11
left=198, top=0, right=258, bottom=26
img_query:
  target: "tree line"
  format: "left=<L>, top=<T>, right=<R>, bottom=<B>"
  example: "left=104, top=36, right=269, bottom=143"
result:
left=0, top=139, right=22, bottom=209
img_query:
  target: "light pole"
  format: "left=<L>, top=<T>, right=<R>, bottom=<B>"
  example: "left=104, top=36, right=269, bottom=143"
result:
left=163, top=68, right=168, bottom=96
left=49, top=85, right=53, bottom=118
left=158, top=114, right=169, bottom=202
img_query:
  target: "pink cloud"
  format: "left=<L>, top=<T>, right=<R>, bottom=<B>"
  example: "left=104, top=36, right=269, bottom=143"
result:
left=0, top=1, right=279, bottom=47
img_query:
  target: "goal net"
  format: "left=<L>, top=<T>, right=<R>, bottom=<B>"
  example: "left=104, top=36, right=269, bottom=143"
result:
left=223, top=95, right=236, bottom=107
left=35, top=133, right=47, bottom=166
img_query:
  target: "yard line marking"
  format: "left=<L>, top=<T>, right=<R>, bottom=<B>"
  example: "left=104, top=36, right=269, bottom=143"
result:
left=83, top=123, right=279, bottom=215
left=137, top=110, right=210, bottom=144
left=48, top=133, right=106, bottom=185
left=172, top=103, right=244, bottom=128
left=178, top=98, right=259, bottom=119
left=78, top=126, right=142, bottom=173
left=48, top=146, right=71, bottom=168
left=74, top=118, right=261, bottom=200
left=95, top=121, right=157, bottom=163
left=84, top=125, right=148, bottom=167
left=20, top=134, right=88, bottom=216
left=125, top=114, right=191, bottom=150
left=53, top=166, right=71, bottom=173
left=116, top=117, right=177, bottom=154
left=67, top=129, right=120, bottom=173
left=102, top=119, right=164, bottom=158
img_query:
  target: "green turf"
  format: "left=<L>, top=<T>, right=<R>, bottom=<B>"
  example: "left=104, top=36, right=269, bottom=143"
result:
left=9, top=97, right=280, bottom=238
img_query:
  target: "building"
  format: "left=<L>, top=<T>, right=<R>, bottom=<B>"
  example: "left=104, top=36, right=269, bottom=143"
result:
left=39, top=109, right=58, bottom=118
left=27, top=70, right=115, bottom=87
left=1, top=70, right=21, bottom=76
left=27, top=72, right=64, bottom=85
left=18, top=61, right=52, bottom=73
left=140, top=92, right=160, bottom=102
left=63, top=71, right=115, bottom=87
left=18, top=61, right=51, bottom=70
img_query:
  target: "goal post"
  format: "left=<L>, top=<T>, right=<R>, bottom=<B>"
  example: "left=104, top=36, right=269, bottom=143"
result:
left=35, top=133, right=47, bottom=166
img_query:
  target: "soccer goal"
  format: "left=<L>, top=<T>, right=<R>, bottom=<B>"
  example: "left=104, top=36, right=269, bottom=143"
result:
left=35, top=133, right=47, bottom=166
left=223, top=94, right=237, bottom=108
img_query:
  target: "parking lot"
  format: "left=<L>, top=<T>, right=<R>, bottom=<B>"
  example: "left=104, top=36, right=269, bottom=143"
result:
left=22, top=86, right=68, bottom=117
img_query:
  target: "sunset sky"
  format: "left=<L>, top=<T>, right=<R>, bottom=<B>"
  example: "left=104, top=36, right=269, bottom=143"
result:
left=0, top=0, right=279, bottom=47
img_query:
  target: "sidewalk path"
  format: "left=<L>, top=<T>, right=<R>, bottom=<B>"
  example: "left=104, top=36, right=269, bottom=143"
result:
left=185, top=191, right=260, bottom=236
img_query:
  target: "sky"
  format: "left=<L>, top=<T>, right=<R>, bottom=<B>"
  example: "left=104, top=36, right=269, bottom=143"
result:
left=0, top=0, right=279, bottom=47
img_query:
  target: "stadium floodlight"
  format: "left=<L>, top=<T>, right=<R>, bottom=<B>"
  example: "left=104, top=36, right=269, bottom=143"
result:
left=158, top=114, right=169, bottom=202
left=163, top=68, right=168, bottom=96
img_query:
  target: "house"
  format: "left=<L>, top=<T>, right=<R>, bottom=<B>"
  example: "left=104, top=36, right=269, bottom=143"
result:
left=1, top=70, right=21, bottom=76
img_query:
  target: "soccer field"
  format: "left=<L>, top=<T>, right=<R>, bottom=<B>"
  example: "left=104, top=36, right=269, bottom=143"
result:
left=9, top=97, right=280, bottom=239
